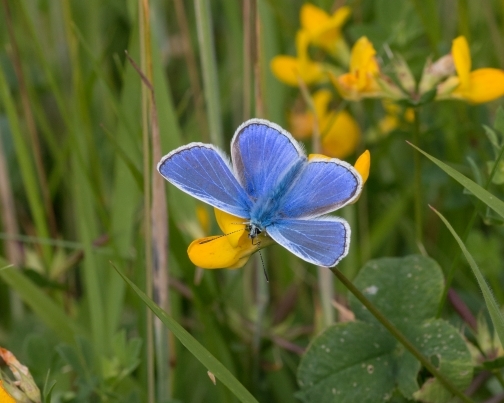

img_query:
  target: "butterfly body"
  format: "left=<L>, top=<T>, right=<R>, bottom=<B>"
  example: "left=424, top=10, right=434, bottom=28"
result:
left=158, top=119, right=362, bottom=267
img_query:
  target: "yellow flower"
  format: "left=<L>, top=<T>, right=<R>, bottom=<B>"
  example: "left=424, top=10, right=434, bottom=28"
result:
left=188, top=208, right=273, bottom=269
left=0, top=381, right=15, bottom=403
left=332, top=36, right=404, bottom=101
left=300, top=4, right=351, bottom=57
left=308, top=150, right=370, bottom=185
left=271, top=30, right=326, bottom=86
left=331, top=37, right=381, bottom=100
left=289, top=89, right=361, bottom=159
left=439, top=36, right=504, bottom=103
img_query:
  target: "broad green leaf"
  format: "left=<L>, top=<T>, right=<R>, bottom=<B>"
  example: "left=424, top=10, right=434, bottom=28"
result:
left=297, top=321, right=397, bottom=402
left=297, top=256, right=473, bottom=403
left=409, top=142, right=504, bottom=219
left=114, top=268, right=259, bottom=403
left=431, top=207, right=504, bottom=350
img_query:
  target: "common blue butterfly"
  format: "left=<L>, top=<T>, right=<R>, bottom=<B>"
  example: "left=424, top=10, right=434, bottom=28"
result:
left=157, top=119, right=362, bottom=267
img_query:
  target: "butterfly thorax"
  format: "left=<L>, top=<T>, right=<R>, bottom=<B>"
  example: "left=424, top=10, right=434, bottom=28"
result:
left=248, top=158, right=305, bottom=231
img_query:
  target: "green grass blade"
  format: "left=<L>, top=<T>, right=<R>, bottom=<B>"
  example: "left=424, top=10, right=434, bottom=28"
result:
left=194, top=0, right=223, bottom=148
left=114, top=266, right=260, bottom=403
left=409, top=142, right=504, bottom=219
left=430, top=206, right=504, bottom=349
left=0, top=264, right=82, bottom=344
left=0, top=65, right=51, bottom=261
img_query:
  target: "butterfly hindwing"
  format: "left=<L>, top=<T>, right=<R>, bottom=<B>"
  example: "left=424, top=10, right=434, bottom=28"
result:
left=231, top=119, right=305, bottom=199
left=279, top=157, right=362, bottom=219
left=266, top=216, right=350, bottom=267
left=158, top=143, right=251, bottom=218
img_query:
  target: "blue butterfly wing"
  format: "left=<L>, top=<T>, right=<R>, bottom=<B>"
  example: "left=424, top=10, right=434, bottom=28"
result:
left=279, top=157, right=362, bottom=219
left=158, top=143, right=251, bottom=218
left=231, top=119, right=305, bottom=199
left=266, top=217, right=350, bottom=267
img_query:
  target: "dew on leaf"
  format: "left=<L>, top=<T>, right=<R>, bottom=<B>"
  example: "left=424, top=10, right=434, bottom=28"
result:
left=364, top=285, right=378, bottom=295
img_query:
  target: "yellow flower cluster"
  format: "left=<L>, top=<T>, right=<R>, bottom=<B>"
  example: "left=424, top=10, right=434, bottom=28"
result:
left=271, top=4, right=504, bottom=105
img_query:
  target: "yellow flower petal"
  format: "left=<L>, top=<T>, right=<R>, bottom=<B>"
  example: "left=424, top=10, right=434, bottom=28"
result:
left=271, top=30, right=326, bottom=87
left=354, top=150, right=370, bottom=184
left=452, top=36, right=471, bottom=89
left=308, top=153, right=329, bottom=161
left=188, top=235, right=254, bottom=269
left=271, top=56, right=302, bottom=86
left=270, top=55, right=325, bottom=87
left=321, top=110, right=361, bottom=159
left=214, top=208, right=247, bottom=247
left=0, top=381, right=15, bottom=403
left=300, top=3, right=331, bottom=34
left=312, top=89, right=333, bottom=115
left=196, top=205, right=210, bottom=234
left=301, top=4, right=351, bottom=52
left=350, top=37, right=379, bottom=83
left=453, top=68, right=504, bottom=103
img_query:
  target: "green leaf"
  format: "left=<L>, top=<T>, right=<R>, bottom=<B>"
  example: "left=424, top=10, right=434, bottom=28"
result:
left=431, top=207, right=504, bottom=351
left=409, top=142, right=504, bottom=219
left=297, top=256, right=473, bottom=403
left=483, top=125, right=500, bottom=152
left=113, top=267, right=259, bottom=403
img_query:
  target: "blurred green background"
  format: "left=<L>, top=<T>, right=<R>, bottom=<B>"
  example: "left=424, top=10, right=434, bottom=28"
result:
left=1, top=0, right=504, bottom=402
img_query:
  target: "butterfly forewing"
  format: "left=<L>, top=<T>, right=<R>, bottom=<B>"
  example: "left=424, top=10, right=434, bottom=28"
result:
left=266, top=217, right=350, bottom=267
left=158, top=144, right=251, bottom=218
left=231, top=119, right=305, bottom=199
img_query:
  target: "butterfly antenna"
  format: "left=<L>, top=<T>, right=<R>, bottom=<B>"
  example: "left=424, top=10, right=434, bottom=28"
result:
left=259, top=249, right=269, bottom=283
left=198, top=228, right=244, bottom=244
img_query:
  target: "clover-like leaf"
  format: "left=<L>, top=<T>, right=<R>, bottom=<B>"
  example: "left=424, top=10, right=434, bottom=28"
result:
left=297, top=255, right=473, bottom=403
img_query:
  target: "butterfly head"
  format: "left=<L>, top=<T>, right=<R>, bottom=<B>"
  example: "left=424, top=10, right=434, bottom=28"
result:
left=246, top=223, right=262, bottom=239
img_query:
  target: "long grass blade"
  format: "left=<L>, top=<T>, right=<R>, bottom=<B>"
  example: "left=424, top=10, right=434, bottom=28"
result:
left=409, top=142, right=504, bottom=219
left=0, top=65, right=51, bottom=262
left=114, top=266, right=260, bottom=403
left=430, top=206, right=504, bottom=349
left=194, top=0, right=223, bottom=148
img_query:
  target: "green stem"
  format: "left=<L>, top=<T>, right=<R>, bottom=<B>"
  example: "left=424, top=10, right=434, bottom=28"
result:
left=413, top=108, right=424, bottom=253
left=330, top=267, right=474, bottom=403
left=436, top=142, right=504, bottom=317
